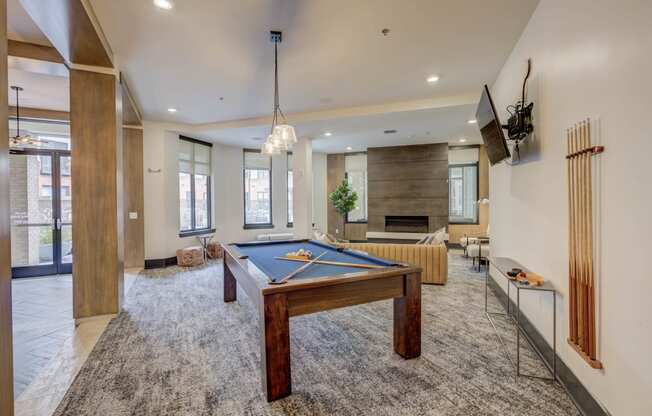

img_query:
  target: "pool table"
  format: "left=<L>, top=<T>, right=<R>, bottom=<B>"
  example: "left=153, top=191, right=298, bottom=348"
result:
left=222, top=239, right=422, bottom=402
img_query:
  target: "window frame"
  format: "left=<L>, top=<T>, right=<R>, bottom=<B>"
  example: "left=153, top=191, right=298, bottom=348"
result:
left=243, top=148, right=274, bottom=230
left=178, top=136, right=214, bottom=237
left=448, top=162, right=480, bottom=225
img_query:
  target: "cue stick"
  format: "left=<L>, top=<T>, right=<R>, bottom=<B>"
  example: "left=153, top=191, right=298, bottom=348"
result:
left=567, top=128, right=577, bottom=343
left=274, top=256, right=386, bottom=269
left=272, top=252, right=328, bottom=285
left=585, top=119, right=597, bottom=358
left=573, top=124, right=585, bottom=349
left=580, top=121, right=589, bottom=353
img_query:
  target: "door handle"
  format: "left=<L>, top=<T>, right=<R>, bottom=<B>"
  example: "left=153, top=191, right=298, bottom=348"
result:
left=54, top=218, right=61, bottom=230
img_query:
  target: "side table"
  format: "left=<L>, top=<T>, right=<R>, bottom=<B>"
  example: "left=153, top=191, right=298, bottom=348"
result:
left=485, top=257, right=557, bottom=382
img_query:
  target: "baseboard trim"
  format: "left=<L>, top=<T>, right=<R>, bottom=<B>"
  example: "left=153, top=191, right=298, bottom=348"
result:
left=144, top=256, right=178, bottom=269
left=487, top=275, right=609, bottom=416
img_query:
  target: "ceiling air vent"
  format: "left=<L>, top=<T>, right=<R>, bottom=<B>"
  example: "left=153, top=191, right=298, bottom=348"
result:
left=384, top=129, right=397, bottom=134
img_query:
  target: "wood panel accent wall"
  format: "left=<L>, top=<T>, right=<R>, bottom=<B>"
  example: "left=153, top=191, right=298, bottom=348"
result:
left=70, top=69, right=124, bottom=319
left=8, top=39, right=64, bottom=63
left=326, top=154, right=368, bottom=240
left=367, top=144, right=449, bottom=233
left=448, top=146, right=490, bottom=244
left=0, top=1, right=14, bottom=413
left=123, top=128, right=144, bottom=268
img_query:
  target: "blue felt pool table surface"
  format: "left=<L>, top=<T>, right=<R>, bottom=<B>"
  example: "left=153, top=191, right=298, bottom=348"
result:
left=232, top=240, right=398, bottom=283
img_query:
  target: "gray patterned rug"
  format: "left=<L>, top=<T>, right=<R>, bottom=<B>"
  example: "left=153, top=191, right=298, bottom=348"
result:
left=54, top=250, right=579, bottom=415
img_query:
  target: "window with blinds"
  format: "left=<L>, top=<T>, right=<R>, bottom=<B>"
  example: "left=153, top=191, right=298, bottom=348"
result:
left=243, top=149, right=272, bottom=228
left=178, top=137, right=212, bottom=234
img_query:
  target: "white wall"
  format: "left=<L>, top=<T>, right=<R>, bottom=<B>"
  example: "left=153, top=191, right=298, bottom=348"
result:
left=490, top=1, right=652, bottom=415
left=143, top=121, right=327, bottom=258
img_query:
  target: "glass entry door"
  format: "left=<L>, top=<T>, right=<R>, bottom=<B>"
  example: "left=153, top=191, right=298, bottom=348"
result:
left=10, top=150, right=72, bottom=277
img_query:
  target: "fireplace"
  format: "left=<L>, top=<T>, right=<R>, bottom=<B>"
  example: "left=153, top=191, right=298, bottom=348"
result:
left=384, top=216, right=429, bottom=233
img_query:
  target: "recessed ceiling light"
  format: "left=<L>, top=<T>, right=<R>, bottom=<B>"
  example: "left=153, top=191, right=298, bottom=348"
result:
left=467, top=119, right=477, bottom=124
left=167, top=108, right=177, bottom=113
left=346, top=146, right=353, bottom=151
left=459, top=138, right=467, bottom=143
left=324, top=132, right=332, bottom=137
left=154, top=0, right=173, bottom=10
left=426, top=75, right=439, bottom=84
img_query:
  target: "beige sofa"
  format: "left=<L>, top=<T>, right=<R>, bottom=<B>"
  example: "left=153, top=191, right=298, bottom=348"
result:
left=339, top=242, right=448, bottom=285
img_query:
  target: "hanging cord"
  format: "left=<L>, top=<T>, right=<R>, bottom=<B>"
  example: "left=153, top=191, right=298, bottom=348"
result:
left=270, top=41, right=280, bottom=134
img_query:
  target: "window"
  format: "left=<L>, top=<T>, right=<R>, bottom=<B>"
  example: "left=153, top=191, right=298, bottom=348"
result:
left=448, top=164, right=478, bottom=223
left=287, top=153, right=293, bottom=226
left=178, top=136, right=212, bottom=235
left=60, top=157, right=71, bottom=176
left=40, top=156, right=52, bottom=175
left=40, top=185, right=52, bottom=198
left=345, top=153, right=367, bottom=223
left=244, top=149, right=272, bottom=228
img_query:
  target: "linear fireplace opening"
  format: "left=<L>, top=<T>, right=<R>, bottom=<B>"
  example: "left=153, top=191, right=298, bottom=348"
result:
left=385, top=216, right=429, bottom=233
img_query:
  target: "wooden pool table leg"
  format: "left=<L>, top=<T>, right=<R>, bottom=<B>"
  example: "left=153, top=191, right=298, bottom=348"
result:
left=393, top=273, right=421, bottom=359
left=260, top=293, right=291, bottom=402
left=223, top=261, right=237, bottom=302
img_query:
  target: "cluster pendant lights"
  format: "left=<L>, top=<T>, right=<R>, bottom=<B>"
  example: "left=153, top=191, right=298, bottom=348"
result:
left=9, top=86, right=38, bottom=148
left=261, top=31, right=297, bottom=155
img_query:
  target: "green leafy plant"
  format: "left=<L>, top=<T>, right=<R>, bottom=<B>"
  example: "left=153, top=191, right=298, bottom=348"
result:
left=329, top=180, right=358, bottom=237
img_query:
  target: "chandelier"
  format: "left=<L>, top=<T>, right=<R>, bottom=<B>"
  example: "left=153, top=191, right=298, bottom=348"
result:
left=9, top=86, right=38, bottom=148
left=261, top=31, right=297, bottom=155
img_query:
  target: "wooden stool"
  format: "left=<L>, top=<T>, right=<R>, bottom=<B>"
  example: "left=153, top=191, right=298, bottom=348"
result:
left=176, top=246, right=204, bottom=267
left=207, top=242, right=223, bottom=259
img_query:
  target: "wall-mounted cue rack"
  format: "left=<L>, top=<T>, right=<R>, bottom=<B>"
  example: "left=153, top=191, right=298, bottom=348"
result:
left=566, top=118, right=604, bottom=369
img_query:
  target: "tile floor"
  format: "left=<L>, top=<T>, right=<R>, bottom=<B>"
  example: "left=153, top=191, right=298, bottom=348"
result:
left=12, top=275, right=75, bottom=398
left=11, top=270, right=138, bottom=415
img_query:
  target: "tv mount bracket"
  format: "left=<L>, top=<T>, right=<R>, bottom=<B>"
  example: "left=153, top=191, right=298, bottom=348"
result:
left=502, top=59, right=534, bottom=161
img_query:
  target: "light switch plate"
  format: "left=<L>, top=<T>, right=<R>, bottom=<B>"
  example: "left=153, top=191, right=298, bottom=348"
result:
left=129, top=212, right=138, bottom=220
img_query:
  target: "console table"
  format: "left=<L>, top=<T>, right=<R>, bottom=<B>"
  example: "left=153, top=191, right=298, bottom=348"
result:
left=485, top=257, right=557, bottom=382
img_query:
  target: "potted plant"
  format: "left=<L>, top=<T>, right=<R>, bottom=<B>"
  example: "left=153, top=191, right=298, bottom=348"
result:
left=329, top=180, right=358, bottom=240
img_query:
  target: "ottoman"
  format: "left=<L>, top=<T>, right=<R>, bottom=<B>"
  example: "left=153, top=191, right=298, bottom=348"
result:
left=176, top=246, right=204, bottom=267
left=207, top=242, right=223, bottom=259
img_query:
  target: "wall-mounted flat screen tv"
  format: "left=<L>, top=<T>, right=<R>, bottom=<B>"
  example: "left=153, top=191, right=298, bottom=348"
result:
left=476, top=85, right=510, bottom=165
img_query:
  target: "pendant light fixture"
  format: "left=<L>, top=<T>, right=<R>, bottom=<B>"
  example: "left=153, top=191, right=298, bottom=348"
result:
left=9, top=86, right=37, bottom=148
left=261, top=31, right=297, bottom=155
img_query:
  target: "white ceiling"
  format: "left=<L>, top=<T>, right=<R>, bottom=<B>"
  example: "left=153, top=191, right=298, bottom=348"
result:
left=7, top=0, right=539, bottom=152
left=89, top=0, right=539, bottom=124
left=184, top=103, right=482, bottom=152
left=8, top=60, right=69, bottom=110
left=7, top=0, right=51, bottom=45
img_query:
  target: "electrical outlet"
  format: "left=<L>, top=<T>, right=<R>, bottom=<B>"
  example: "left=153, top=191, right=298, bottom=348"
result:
left=129, top=212, right=138, bottom=220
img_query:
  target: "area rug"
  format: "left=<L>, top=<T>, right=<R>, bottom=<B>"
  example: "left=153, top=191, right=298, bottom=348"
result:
left=53, top=250, right=579, bottom=415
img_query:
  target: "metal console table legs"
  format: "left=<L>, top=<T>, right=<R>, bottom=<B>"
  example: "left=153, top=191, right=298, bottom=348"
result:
left=484, top=257, right=557, bottom=382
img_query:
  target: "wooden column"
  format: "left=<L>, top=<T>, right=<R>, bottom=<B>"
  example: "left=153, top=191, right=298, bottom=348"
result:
left=0, top=1, right=14, bottom=413
left=123, top=127, right=144, bottom=269
left=70, top=69, right=124, bottom=319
